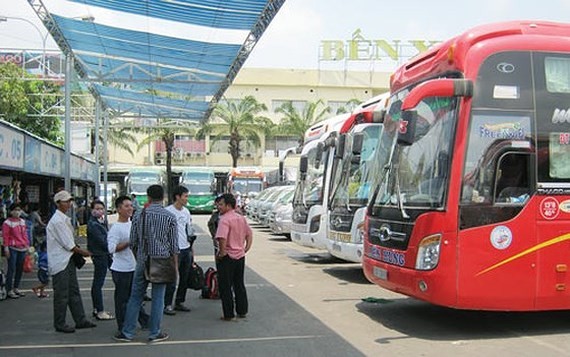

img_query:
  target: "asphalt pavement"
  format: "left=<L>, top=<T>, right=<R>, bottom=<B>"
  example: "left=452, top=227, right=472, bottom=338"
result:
left=0, top=215, right=363, bottom=357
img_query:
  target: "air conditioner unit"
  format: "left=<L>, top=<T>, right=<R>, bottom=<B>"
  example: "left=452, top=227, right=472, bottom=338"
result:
left=155, top=158, right=164, bottom=165
left=185, top=152, right=193, bottom=158
left=155, top=151, right=164, bottom=158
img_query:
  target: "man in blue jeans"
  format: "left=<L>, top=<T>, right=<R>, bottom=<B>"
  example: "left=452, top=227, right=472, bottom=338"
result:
left=107, top=195, right=149, bottom=333
left=114, top=185, right=178, bottom=343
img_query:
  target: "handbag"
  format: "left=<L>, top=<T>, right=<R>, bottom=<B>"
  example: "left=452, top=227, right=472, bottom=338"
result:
left=23, top=254, right=34, bottom=273
left=145, top=256, right=177, bottom=284
left=141, top=209, right=177, bottom=284
left=72, top=252, right=86, bottom=269
left=187, top=263, right=205, bottom=290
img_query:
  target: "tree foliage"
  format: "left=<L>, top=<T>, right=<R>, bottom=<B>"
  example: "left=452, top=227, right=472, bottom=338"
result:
left=275, top=99, right=331, bottom=147
left=199, top=95, right=274, bottom=168
left=136, top=119, right=197, bottom=203
left=0, top=62, right=62, bottom=144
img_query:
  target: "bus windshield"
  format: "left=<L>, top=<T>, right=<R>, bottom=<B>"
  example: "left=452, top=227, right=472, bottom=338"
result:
left=331, top=125, right=383, bottom=208
left=187, top=183, right=214, bottom=195
left=293, top=143, right=328, bottom=206
left=373, top=90, right=458, bottom=210
left=233, top=178, right=262, bottom=194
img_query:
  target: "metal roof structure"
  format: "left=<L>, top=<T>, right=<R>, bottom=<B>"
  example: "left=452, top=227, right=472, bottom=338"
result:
left=29, top=0, right=285, bottom=122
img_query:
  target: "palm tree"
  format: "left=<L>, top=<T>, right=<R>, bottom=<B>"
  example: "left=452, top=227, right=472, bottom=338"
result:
left=335, top=98, right=362, bottom=114
left=275, top=99, right=331, bottom=147
left=136, top=119, right=197, bottom=202
left=91, top=125, right=138, bottom=157
left=199, top=96, right=273, bottom=168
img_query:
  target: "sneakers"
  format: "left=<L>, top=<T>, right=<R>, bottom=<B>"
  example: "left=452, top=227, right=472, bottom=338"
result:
left=113, top=332, right=133, bottom=342
left=7, top=290, right=19, bottom=299
left=13, top=289, right=25, bottom=297
left=96, top=311, right=115, bottom=320
left=174, top=303, right=190, bottom=312
left=148, top=332, right=169, bottom=343
left=237, top=314, right=247, bottom=319
left=163, top=306, right=176, bottom=316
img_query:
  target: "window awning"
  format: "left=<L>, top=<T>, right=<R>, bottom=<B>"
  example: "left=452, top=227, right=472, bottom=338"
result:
left=30, top=0, right=285, bottom=122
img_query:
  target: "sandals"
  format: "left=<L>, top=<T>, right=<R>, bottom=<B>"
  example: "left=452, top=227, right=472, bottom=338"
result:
left=32, top=288, right=49, bottom=298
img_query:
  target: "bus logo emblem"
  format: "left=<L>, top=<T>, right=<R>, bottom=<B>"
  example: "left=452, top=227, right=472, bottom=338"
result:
left=497, top=62, right=515, bottom=73
left=490, top=225, right=513, bottom=250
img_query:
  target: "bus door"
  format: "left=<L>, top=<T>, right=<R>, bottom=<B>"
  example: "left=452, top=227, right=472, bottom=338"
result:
left=458, top=117, right=537, bottom=310
left=533, top=52, right=570, bottom=309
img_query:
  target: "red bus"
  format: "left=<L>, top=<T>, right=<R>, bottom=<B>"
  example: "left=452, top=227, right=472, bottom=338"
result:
left=363, top=21, right=570, bottom=311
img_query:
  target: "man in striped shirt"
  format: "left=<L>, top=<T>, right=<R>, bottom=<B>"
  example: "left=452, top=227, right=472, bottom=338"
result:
left=114, top=185, right=178, bottom=343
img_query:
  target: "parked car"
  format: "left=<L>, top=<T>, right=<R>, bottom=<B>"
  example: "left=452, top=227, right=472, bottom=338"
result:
left=258, top=186, right=294, bottom=226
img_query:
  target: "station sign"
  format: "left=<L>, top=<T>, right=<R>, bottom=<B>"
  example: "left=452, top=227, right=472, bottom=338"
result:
left=320, top=29, right=440, bottom=65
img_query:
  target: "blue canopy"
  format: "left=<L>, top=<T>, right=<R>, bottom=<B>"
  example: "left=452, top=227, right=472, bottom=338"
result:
left=32, top=0, right=286, bottom=121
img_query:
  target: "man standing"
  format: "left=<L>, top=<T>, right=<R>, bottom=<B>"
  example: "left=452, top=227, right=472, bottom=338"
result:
left=164, top=186, right=194, bottom=315
left=46, top=190, right=96, bottom=333
left=107, top=195, right=149, bottom=334
left=215, top=193, right=253, bottom=321
left=114, top=185, right=178, bottom=343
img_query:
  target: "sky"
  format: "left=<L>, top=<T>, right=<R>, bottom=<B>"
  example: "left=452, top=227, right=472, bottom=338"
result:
left=1, top=0, right=570, bottom=71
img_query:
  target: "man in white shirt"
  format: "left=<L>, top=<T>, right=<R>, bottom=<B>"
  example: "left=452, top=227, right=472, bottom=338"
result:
left=47, top=190, right=96, bottom=333
left=164, top=186, right=194, bottom=315
left=107, top=195, right=149, bottom=333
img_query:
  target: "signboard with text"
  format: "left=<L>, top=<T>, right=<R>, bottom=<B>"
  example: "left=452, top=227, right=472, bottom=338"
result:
left=319, top=29, right=440, bottom=71
left=40, top=142, right=63, bottom=177
left=0, top=123, right=25, bottom=170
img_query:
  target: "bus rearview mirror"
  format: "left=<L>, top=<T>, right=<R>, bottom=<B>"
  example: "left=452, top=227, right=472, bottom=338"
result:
left=397, top=110, right=417, bottom=146
left=335, top=134, right=346, bottom=159
left=299, top=156, right=308, bottom=174
left=352, top=132, right=364, bottom=155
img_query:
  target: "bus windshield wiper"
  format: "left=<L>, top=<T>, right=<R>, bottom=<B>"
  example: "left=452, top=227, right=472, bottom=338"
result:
left=394, top=169, right=410, bottom=219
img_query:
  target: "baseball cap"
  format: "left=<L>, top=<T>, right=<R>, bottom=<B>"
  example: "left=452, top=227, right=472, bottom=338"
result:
left=54, top=190, right=73, bottom=203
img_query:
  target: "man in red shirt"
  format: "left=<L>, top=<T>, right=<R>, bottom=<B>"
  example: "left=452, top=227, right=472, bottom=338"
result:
left=215, top=193, right=253, bottom=321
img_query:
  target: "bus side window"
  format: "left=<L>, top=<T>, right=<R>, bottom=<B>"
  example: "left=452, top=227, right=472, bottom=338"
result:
left=495, top=153, right=530, bottom=203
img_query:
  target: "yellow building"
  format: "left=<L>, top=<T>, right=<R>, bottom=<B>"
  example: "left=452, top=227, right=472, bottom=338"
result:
left=106, top=67, right=391, bottom=171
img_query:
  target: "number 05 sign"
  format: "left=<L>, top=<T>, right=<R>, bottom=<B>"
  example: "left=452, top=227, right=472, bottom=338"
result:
left=0, top=124, right=24, bottom=170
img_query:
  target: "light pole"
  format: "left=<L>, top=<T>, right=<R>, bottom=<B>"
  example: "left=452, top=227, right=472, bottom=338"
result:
left=0, top=15, right=49, bottom=75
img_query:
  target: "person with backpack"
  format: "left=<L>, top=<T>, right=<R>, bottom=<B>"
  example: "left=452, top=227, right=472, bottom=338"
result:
left=214, top=193, right=253, bottom=321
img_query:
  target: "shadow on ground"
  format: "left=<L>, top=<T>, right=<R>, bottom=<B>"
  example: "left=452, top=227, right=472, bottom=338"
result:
left=355, top=297, right=570, bottom=343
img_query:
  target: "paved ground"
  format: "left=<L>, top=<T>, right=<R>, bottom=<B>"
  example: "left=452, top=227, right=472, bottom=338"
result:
left=2, top=214, right=570, bottom=356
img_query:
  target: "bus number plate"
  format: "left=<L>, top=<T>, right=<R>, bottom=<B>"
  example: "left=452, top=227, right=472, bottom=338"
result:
left=373, top=267, right=388, bottom=280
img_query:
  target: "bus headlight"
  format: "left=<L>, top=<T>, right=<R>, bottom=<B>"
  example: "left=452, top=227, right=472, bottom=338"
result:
left=415, top=234, right=441, bottom=270
left=309, top=215, right=321, bottom=233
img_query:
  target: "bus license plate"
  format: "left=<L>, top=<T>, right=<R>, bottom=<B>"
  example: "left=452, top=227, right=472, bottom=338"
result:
left=373, top=267, right=388, bottom=280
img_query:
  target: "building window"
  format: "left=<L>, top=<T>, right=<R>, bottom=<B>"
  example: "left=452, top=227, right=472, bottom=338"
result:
left=272, top=100, right=307, bottom=113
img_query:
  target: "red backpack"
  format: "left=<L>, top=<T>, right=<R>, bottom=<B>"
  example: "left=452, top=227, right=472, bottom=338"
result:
left=201, top=267, right=219, bottom=299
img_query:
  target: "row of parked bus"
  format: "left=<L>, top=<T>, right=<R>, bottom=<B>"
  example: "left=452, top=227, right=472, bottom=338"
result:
left=279, top=21, right=570, bottom=312
left=123, top=166, right=267, bottom=214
